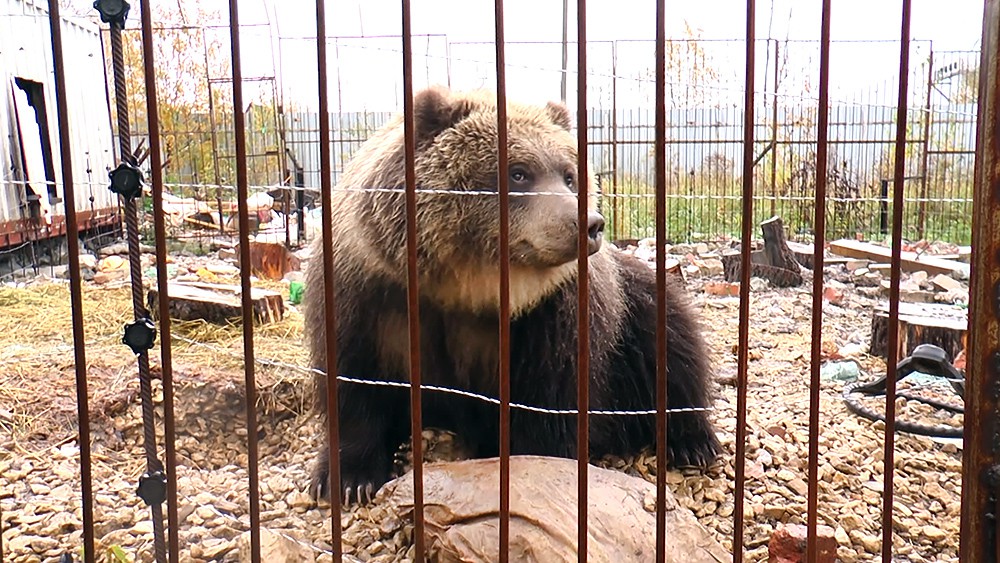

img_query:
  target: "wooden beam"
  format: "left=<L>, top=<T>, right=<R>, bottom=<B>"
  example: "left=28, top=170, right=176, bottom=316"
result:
left=829, top=239, right=970, bottom=278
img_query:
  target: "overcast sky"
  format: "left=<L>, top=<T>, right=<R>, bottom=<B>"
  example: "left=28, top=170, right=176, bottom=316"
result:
left=260, top=0, right=986, bottom=111
left=55, top=0, right=987, bottom=111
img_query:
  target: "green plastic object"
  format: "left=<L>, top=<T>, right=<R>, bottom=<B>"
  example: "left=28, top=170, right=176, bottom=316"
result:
left=289, top=280, right=304, bottom=305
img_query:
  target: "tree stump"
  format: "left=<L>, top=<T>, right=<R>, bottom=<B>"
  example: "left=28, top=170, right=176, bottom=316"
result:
left=720, top=216, right=804, bottom=287
left=869, top=302, right=967, bottom=362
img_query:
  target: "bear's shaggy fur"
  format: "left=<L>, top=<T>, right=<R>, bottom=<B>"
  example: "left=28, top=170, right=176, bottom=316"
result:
left=304, top=86, right=721, bottom=502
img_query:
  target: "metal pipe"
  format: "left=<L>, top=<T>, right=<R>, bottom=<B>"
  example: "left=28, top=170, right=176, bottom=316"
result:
left=493, top=0, right=512, bottom=560
left=560, top=0, right=568, bottom=102
left=575, top=2, right=590, bottom=561
left=138, top=0, right=180, bottom=559
left=916, top=47, right=934, bottom=240
left=314, top=0, right=342, bottom=557
left=654, top=0, right=668, bottom=560
left=807, top=1, right=832, bottom=560
left=399, top=1, right=426, bottom=558
left=203, top=28, right=225, bottom=236
left=881, top=3, right=912, bottom=560
left=45, top=1, right=96, bottom=560
left=732, top=1, right=755, bottom=560
left=770, top=39, right=779, bottom=219
left=610, top=42, right=619, bottom=238
left=960, top=1, right=1000, bottom=560
left=225, top=0, right=263, bottom=560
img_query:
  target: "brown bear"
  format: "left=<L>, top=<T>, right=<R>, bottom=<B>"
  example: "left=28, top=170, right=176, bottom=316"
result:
left=304, top=86, right=720, bottom=503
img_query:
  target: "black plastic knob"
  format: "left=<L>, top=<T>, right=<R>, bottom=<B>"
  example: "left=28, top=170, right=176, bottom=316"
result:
left=137, top=469, right=167, bottom=506
left=122, top=318, right=157, bottom=355
left=93, top=0, right=130, bottom=25
left=108, top=162, right=144, bottom=201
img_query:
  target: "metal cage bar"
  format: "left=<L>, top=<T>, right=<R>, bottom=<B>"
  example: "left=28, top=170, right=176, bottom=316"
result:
left=315, top=0, right=344, bottom=558
left=961, top=1, right=1000, bottom=560
left=493, top=0, right=513, bottom=561
left=807, top=1, right=833, bottom=559
left=575, top=1, right=591, bottom=561
left=881, top=2, right=913, bottom=560
left=653, top=0, right=668, bottom=559
left=137, top=0, right=181, bottom=559
left=44, top=1, right=96, bottom=561
left=226, top=0, right=263, bottom=560
left=399, top=1, right=426, bottom=559
left=732, top=1, right=756, bottom=560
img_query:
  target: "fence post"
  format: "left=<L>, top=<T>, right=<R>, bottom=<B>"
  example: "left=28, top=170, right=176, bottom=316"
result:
left=961, top=1, right=1000, bottom=561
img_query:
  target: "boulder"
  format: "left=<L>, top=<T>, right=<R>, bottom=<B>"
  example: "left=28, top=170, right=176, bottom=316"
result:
left=382, top=455, right=731, bottom=563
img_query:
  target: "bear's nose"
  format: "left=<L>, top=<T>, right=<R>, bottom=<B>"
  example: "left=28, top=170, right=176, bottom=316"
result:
left=586, top=212, right=604, bottom=255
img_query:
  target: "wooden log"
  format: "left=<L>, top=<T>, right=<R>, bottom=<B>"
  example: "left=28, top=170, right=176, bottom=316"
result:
left=147, top=281, right=285, bottom=325
left=869, top=302, right=967, bottom=362
left=760, top=216, right=802, bottom=275
left=785, top=241, right=815, bottom=270
left=721, top=216, right=803, bottom=287
left=829, top=239, right=970, bottom=278
left=236, top=241, right=301, bottom=281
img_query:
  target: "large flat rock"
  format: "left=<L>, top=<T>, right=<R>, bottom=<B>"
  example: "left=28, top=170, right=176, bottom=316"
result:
left=381, top=455, right=731, bottom=563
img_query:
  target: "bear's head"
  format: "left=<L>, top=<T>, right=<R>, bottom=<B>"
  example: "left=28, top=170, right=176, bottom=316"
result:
left=344, top=86, right=607, bottom=316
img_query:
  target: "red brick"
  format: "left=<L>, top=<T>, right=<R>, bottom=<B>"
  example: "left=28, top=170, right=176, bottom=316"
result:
left=768, top=523, right=837, bottom=563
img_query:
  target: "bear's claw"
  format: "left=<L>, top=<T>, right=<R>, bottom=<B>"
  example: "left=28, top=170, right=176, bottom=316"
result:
left=310, top=449, right=392, bottom=506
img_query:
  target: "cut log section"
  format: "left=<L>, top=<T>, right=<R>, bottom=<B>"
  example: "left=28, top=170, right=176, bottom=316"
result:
left=869, top=302, right=967, bottom=362
left=148, top=281, right=285, bottom=325
left=721, top=215, right=804, bottom=287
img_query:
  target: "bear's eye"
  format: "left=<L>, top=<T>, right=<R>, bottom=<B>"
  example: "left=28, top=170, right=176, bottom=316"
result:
left=510, top=166, right=530, bottom=184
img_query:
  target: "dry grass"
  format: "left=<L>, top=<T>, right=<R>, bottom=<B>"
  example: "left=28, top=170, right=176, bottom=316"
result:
left=0, top=277, right=311, bottom=448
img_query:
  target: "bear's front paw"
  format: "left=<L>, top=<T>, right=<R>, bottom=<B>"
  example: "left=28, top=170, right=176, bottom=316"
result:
left=309, top=447, right=394, bottom=506
left=669, top=438, right=722, bottom=468
left=667, top=416, right=723, bottom=468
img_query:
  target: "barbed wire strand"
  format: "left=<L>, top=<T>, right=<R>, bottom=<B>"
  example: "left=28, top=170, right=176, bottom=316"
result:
left=169, top=333, right=714, bottom=416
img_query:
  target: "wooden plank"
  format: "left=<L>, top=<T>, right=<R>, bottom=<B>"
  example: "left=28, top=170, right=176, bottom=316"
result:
left=829, top=239, right=970, bottom=277
left=147, top=281, right=284, bottom=325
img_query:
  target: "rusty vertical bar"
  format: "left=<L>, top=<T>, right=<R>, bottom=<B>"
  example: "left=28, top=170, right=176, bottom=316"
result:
left=881, top=3, right=912, bottom=560
left=399, top=1, right=425, bottom=559
left=138, top=1, right=180, bottom=560
left=769, top=39, right=779, bottom=219
left=493, top=0, right=512, bottom=561
left=916, top=47, right=934, bottom=241
left=226, top=2, right=262, bottom=561
left=45, top=2, right=95, bottom=561
left=654, top=0, right=668, bottom=561
left=961, top=1, right=1000, bottom=560
left=315, top=0, right=343, bottom=558
left=732, top=1, right=755, bottom=561
left=807, top=1, right=832, bottom=560
left=575, top=1, right=590, bottom=561
left=202, top=30, right=224, bottom=236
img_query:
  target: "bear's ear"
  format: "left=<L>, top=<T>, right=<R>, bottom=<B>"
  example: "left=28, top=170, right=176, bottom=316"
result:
left=413, top=86, right=475, bottom=142
left=545, top=101, right=572, bottom=131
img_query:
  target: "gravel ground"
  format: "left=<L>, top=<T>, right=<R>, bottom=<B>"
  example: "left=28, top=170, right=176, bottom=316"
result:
left=0, top=261, right=965, bottom=562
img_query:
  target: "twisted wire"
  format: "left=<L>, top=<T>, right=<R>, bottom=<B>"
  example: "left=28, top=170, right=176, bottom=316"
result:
left=109, top=19, right=167, bottom=563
